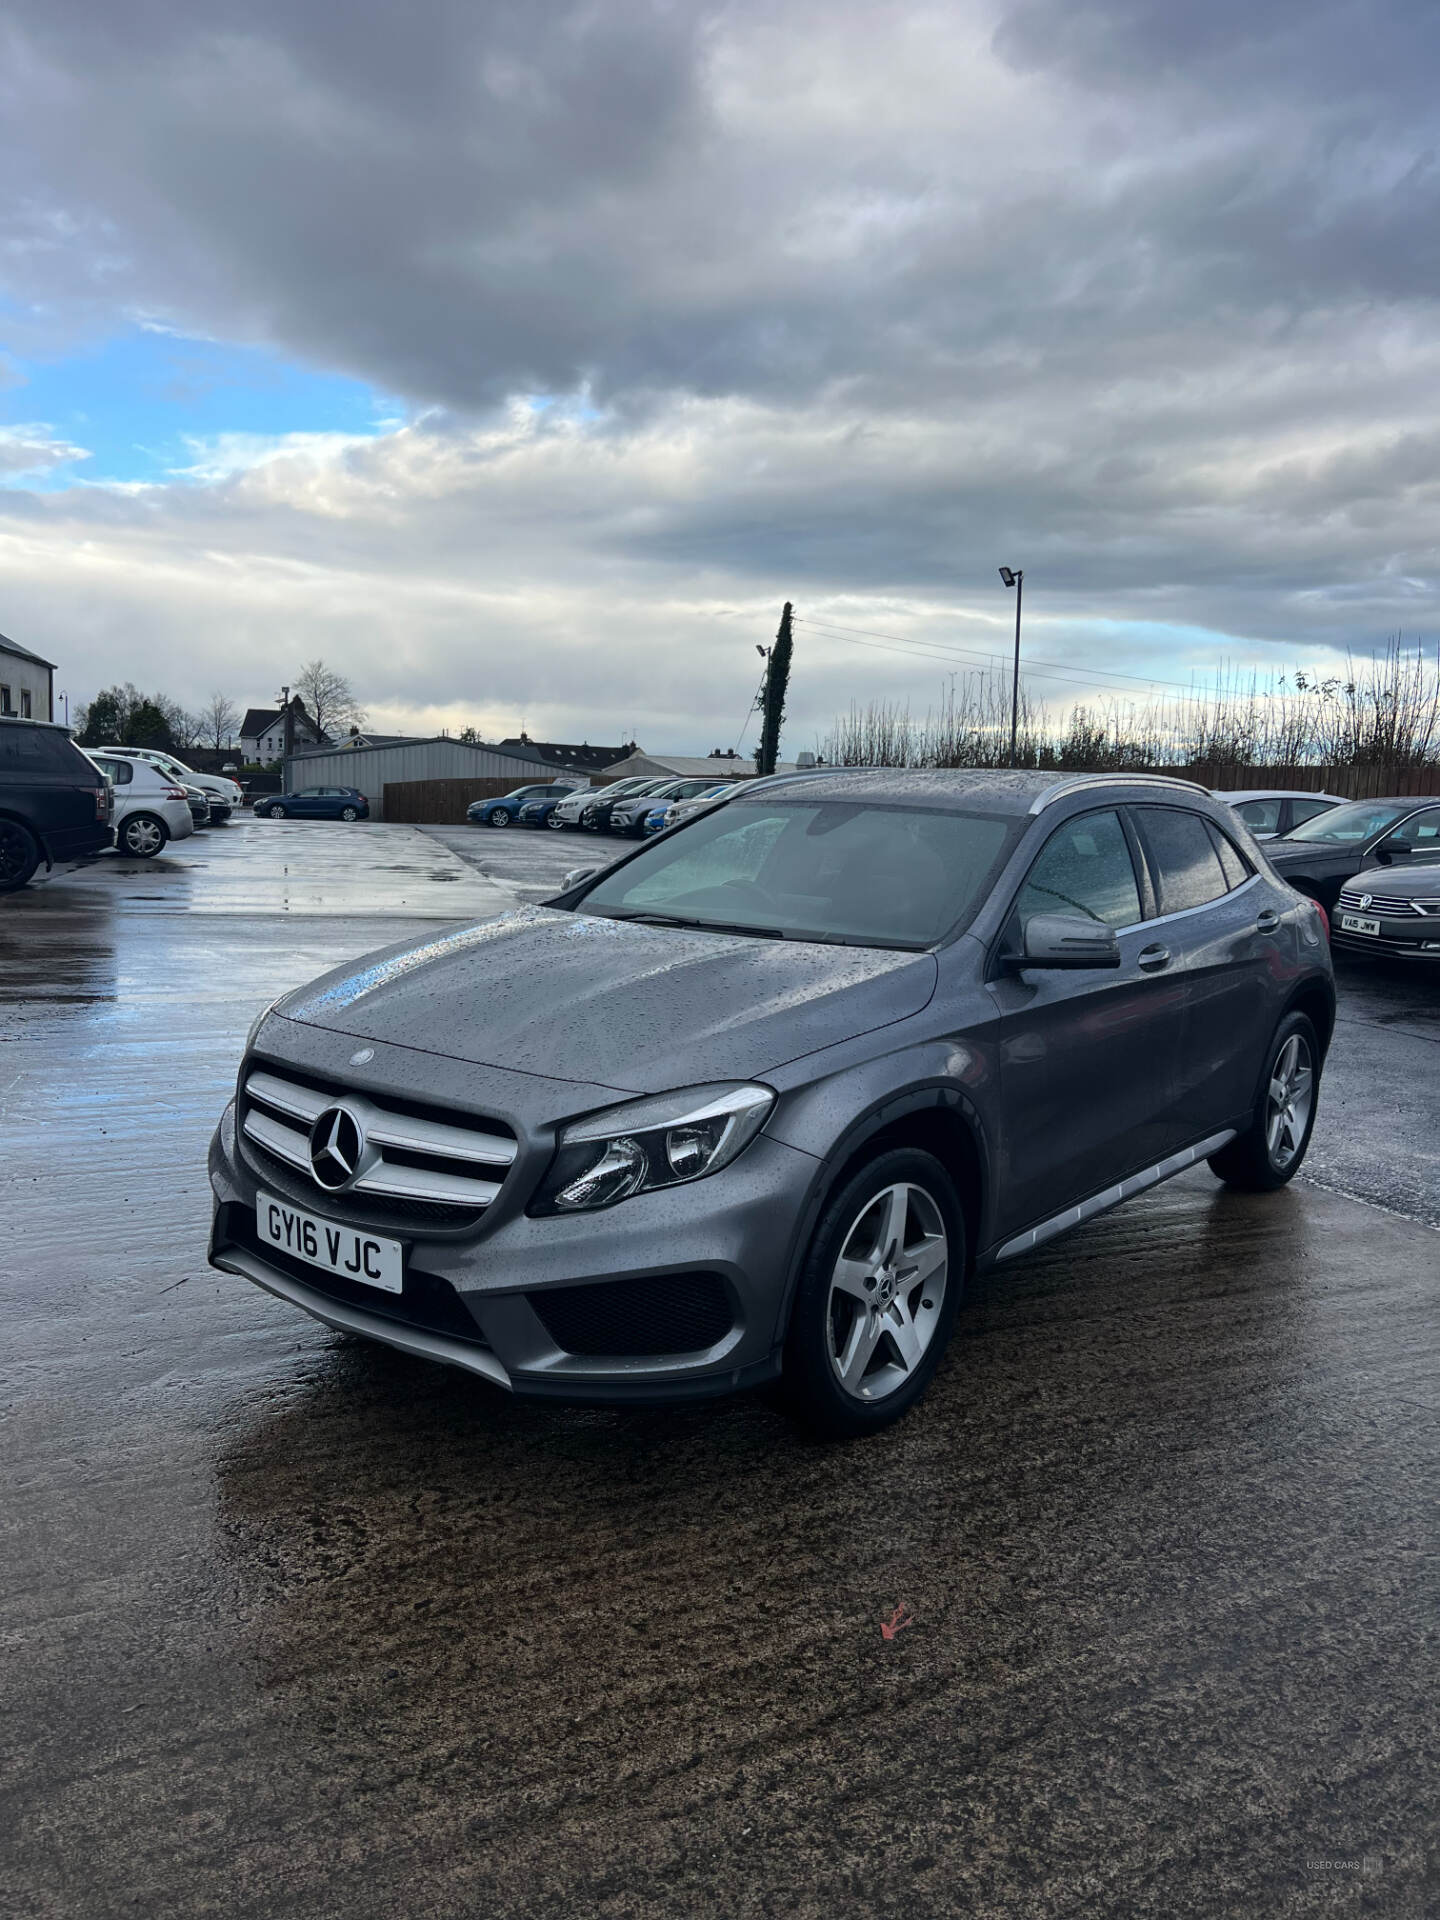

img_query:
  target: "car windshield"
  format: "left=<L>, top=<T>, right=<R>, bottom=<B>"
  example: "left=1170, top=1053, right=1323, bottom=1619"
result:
left=1282, top=799, right=1413, bottom=844
left=578, top=798, right=1017, bottom=948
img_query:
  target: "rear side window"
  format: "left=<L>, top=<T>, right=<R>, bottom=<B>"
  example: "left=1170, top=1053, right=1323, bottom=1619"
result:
left=1235, top=797, right=1282, bottom=833
left=93, top=757, right=134, bottom=784
left=1288, top=798, right=1335, bottom=828
left=1135, top=807, right=1228, bottom=913
left=1206, top=822, right=1251, bottom=890
left=1, top=726, right=89, bottom=774
left=1386, top=808, right=1440, bottom=852
left=1014, top=809, right=1141, bottom=929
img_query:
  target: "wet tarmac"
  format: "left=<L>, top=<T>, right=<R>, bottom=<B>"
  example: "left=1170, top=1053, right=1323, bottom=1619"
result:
left=2, top=818, right=1437, bottom=1917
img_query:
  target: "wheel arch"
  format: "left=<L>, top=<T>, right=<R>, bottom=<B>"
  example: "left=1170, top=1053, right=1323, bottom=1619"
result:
left=1280, top=975, right=1336, bottom=1058
left=770, top=1085, right=991, bottom=1348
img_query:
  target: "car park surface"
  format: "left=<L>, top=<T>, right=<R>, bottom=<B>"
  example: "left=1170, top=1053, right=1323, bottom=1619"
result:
left=2, top=814, right=1437, bottom=1915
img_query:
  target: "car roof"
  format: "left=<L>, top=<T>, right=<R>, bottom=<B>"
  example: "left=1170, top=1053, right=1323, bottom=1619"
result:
left=1214, top=788, right=1345, bottom=804
left=722, top=767, right=1212, bottom=816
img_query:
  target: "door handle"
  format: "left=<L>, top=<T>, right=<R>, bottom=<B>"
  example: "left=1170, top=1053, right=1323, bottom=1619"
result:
left=1255, top=909, right=1280, bottom=934
left=1137, top=944, right=1170, bottom=971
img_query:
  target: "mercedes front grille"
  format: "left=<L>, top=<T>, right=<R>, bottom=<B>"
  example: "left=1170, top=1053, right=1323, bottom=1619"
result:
left=240, top=1063, right=517, bottom=1227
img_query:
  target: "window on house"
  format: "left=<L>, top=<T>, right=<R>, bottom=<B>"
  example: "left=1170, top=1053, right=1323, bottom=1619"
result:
left=20, top=689, right=32, bottom=718
left=0, top=685, right=11, bottom=715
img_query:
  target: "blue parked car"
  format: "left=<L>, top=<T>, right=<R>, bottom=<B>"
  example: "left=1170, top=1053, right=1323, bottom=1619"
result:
left=468, top=784, right=578, bottom=829
left=253, top=784, right=369, bottom=822
left=516, top=793, right=575, bottom=828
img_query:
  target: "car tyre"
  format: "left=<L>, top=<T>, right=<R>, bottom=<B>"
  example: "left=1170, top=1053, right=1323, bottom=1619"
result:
left=490, top=809, right=512, bottom=828
left=0, top=818, right=41, bottom=892
left=782, top=1147, right=965, bottom=1440
left=547, top=812, right=566, bottom=829
left=270, top=804, right=288, bottom=819
left=121, top=813, right=169, bottom=858
left=341, top=806, right=359, bottom=821
left=1208, top=1010, right=1320, bottom=1192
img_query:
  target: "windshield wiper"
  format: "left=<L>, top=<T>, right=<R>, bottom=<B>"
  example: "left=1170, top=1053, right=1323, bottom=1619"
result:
left=600, top=910, right=787, bottom=939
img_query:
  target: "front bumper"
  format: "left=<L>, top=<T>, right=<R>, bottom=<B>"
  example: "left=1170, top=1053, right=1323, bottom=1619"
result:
left=1331, top=916, right=1440, bottom=959
left=207, top=1083, right=815, bottom=1405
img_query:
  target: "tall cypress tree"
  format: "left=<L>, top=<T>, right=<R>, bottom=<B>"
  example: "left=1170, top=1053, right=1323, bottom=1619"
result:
left=757, top=602, right=793, bottom=776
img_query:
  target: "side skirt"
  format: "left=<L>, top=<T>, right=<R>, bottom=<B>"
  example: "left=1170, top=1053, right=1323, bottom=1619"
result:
left=991, top=1128, right=1238, bottom=1264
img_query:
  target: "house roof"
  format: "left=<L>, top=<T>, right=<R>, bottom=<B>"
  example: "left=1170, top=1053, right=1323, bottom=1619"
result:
left=239, top=701, right=324, bottom=739
left=497, top=737, right=634, bottom=772
left=0, top=632, right=57, bottom=670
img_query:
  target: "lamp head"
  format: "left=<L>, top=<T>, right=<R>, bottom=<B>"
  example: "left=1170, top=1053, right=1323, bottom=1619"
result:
left=998, top=566, right=1017, bottom=588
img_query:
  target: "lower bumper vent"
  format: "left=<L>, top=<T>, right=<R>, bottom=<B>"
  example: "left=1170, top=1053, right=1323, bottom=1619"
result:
left=530, top=1273, right=734, bottom=1358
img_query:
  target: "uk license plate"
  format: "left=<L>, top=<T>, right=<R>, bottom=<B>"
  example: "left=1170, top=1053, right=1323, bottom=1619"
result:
left=1339, top=913, right=1381, bottom=937
left=256, top=1191, right=404, bottom=1293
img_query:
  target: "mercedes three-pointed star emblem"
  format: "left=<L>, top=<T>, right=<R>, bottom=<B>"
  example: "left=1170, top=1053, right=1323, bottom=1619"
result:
left=308, top=1105, right=364, bottom=1191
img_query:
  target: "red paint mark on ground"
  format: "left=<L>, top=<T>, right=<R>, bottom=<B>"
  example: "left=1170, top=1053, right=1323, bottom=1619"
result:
left=881, top=1603, right=915, bottom=1640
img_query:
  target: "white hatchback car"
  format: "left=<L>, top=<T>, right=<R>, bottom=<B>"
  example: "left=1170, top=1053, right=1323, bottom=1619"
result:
left=1212, top=788, right=1346, bottom=841
left=86, top=751, right=196, bottom=856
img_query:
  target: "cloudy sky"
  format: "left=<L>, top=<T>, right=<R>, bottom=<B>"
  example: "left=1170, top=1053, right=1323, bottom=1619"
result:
left=1, top=0, right=1436, bottom=750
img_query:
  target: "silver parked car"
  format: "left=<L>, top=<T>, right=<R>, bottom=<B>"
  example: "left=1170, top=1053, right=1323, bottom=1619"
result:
left=209, top=770, right=1335, bottom=1438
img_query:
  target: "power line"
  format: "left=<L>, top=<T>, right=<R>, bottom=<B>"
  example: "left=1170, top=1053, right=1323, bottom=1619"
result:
left=794, top=614, right=1240, bottom=699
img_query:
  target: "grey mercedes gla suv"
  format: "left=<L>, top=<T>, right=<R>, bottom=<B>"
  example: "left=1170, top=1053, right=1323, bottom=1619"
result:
left=208, top=770, right=1335, bottom=1437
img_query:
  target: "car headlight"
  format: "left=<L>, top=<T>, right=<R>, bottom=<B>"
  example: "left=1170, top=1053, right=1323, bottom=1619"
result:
left=530, top=1083, right=775, bottom=1214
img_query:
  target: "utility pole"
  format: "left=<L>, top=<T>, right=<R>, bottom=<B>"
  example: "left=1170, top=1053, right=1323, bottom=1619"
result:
left=757, top=601, right=794, bottom=777
left=999, top=568, right=1024, bottom=767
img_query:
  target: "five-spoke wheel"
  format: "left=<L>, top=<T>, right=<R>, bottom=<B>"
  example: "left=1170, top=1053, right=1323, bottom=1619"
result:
left=784, top=1147, right=965, bottom=1438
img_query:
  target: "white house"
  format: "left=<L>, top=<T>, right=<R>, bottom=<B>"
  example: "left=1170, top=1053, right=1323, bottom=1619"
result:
left=0, top=633, right=56, bottom=723
left=239, top=697, right=328, bottom=763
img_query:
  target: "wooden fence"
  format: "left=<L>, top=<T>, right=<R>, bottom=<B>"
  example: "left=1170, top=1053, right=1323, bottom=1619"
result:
left=1199, top=764, right=1440, bottom=800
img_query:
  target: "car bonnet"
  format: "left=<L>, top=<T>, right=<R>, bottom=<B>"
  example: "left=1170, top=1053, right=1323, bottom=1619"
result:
left=274, top=905, right=939, bottom=1090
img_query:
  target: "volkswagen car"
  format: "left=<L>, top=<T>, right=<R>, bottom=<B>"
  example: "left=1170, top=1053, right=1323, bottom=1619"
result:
left=209, top=770, right=1334, bottom=1439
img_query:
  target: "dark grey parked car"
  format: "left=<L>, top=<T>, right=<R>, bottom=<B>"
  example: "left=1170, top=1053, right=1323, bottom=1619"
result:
left=209, top=771, right=1335, bottom=1437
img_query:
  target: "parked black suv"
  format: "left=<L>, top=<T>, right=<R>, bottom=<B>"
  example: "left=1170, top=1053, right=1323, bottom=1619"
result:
left=0, top=718, right=114, bottom=892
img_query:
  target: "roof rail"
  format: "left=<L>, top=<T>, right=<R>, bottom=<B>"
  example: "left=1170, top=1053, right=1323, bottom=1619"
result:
left=1028, top=772, right=1209, bottom=815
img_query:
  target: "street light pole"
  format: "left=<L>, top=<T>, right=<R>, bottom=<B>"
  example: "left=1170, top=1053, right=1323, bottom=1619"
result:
left=999, top=567, right=1024, bottom=767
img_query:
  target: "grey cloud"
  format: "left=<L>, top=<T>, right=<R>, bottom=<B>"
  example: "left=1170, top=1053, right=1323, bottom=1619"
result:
left=2, top=0, right=1440, bottom=725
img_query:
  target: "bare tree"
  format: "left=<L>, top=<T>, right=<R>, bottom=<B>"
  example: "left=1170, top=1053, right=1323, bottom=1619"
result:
left=293, top=659, right=365, bottom=741
left=199, top=691, right=240, bottom=750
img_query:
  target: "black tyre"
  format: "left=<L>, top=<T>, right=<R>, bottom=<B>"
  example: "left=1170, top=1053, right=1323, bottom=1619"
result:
left=782, top=1147, right=965, bottom=1440
left=121, top=813, right=169, bottom=858
left=490, top=808, right=512, bottom=828
left=1208, top=1010, right=1320, bottom=1192
left=270, top=804, right=288, bottom=819
left=340, top=806, right=359, bottom=821
left=0, top=818, right=41, bottom=893
left=546, top=812, right=566, bottom=829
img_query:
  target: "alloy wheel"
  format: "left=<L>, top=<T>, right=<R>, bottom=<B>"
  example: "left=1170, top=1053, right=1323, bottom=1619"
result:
left=1266, top=1032, right=1314, bottom=1170
left=341, top=807, right=358, bottom=821
left=124, top=817, right=164, bottom=857
left=826, top=1182, right=949, bottom=1402
left=491, top=810, right=511, bottom=828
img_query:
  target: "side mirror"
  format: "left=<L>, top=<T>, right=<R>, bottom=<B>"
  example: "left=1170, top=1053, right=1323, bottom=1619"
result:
left=1008, top=912, right=1121, bottom=970
left=1373, top=836, right=1407, bottom=864
left=561, top=866, right=597, bottom=890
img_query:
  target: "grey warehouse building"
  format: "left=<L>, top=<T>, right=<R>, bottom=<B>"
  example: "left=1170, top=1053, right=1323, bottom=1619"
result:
left=284, top=736, right=590, bottom=819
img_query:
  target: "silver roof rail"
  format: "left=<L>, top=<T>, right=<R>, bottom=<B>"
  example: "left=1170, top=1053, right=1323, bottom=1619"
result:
left=1028, top=772, right=1210, bottom=815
